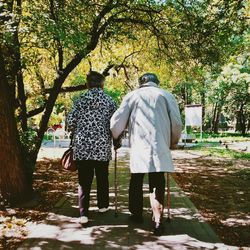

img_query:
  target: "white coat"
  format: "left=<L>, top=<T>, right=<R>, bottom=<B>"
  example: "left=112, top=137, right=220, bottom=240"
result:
left=110, top=82, right=182, bottom=173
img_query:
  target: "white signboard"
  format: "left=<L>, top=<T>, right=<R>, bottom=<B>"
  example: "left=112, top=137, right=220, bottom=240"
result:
left=185, top=105, right=202, bottom=126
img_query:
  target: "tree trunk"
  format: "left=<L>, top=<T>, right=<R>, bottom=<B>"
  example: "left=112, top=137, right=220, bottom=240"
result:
left=15, top=32, right=28, bottom=132
left=0, top=49, right=32, bottom=204
left=200, top=89, right=205, bottom=123
left=15, top=0, right=28, bottom=131
left=211, top=102, right=217, bottom=131
left=236, top=104, right=246, bottom=135
left=212, top=103, right=221, bottom=134
left=213, top=111, right=220, bottom=134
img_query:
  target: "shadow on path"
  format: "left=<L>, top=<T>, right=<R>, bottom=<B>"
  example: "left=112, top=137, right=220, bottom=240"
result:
left=19, top=148, right=237, bottom=250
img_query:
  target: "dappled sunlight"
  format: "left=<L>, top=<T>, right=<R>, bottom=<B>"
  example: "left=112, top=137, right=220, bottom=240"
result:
left=19, top=149, right=228, bottom=248
left=170, top=191, right=186, bottom=198
left=134, top=235, right=238, bottom=250
left=5, top=147, right=247, bottom=248
left=221, top=217, right=250, bottom=227
left=173, top=150, right=250, bottom=246
left=20, top=217, right=238, bottom=250
left=167, top=208, right=205, bottom=222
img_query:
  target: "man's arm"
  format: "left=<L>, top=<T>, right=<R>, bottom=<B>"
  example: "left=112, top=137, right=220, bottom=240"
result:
left=167, top=94, right=182, bottom=149
left=108, top=99, right=122, bottom=149
left=110, top=93, right=133, bottom=139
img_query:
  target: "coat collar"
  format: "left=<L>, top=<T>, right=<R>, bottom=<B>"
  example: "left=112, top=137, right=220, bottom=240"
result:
left=139, top=81, right=159, bottom=88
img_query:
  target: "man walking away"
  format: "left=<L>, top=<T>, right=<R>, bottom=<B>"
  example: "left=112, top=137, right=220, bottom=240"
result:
left=110, top=73, right=182, bottom=235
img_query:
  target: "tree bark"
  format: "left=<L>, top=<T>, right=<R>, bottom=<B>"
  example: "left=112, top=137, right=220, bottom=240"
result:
left=201, top=82, right=206, bottom=121
left=15, top=0, right=28, bottom=131
left=0, top=49, right=32, bottom=204
left=15, top=33, right=28, bottom=131
left=236, top=103, right=246, bottom=135
left=211, top=102, right=218, bottom=132
left=45, top=84, right=87, bottom=94
left=212, top=105, right=222, bottom=134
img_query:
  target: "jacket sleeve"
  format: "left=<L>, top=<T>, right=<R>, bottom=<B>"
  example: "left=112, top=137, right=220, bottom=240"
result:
left=67, top=99, right=80, bottom=132
left=167, top=94, right=182, bottom=149
left=110, top=93, right=132, bottom=139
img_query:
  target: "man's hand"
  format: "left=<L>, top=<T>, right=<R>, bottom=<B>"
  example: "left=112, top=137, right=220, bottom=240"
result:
left=113, top=138, right=122, bottom=151
left=113, top=132, right=124, bottom=150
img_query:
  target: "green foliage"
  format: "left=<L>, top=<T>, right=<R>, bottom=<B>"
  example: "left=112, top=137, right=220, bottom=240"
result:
left=200, top=132, right=250, bottom=140
left=104, top=87, right=123, bottom=105
left=19, top=129, right=37, bottom=154
left=190, top=142, right=250, bottom=160
left=70, top=74, right=86, bottom=86
left=2, top=0, right=250, bottom=150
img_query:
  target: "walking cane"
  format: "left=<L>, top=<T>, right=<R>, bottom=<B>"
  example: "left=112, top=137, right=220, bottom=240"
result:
left=114, top=149, right=118, bottom=217
left=166, top=172, right=171, bottom=222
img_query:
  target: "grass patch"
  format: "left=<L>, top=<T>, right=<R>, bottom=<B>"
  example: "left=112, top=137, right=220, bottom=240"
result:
left=198, top=132, right=250, bottom=138
left=190, top=146, right=250, bottom=160
left=207, top=148, right=250, bottom=160
left=190, top=132, right=250, bottom=143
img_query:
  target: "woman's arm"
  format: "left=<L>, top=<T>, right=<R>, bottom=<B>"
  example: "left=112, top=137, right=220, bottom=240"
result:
left=67, top=99, right=80, bottom=132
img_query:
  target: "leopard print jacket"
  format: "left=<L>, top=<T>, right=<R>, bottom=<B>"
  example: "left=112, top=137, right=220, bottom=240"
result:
left=67, top=88, right=117, bottom=161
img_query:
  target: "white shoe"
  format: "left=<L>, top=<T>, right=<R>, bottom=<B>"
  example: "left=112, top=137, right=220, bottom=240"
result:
left=79, top=216, right=88, bottom=224
left=99, top=207, right=109, bottom=213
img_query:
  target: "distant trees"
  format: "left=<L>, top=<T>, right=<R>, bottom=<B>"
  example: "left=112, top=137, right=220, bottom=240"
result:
left=209, top=52, right=249, bottom=134
left=0, top=0, right=173, bottom=204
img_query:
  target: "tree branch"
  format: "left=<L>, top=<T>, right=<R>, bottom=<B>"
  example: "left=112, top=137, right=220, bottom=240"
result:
left=27, top=83, right=88, bottom=119
left=45, top=84, right=87, bottom=94
left=102, top=63, right=115, bottom=76
left=26, top=106, right=45, bottom=118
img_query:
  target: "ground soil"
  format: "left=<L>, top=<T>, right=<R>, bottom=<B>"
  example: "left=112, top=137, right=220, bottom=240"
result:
left=1, top=150, right=250, bottom=249
left=0, top=159, right=77, bottom=250
left=173, top=153, right=250, bottom=247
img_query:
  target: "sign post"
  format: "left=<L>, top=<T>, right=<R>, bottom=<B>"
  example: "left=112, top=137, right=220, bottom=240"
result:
left=184, top=105, right=203, bottom=141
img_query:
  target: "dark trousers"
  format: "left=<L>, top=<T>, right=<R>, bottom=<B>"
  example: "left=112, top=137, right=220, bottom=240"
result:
left=129, top=172, right=165, bottom=216
left=77, top=160, right=109, bottom=217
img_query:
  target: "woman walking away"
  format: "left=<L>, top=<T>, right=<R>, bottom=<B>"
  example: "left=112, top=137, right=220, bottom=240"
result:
left=67, top=71, right=117, bottom=225
left=110, top=73, right=182, bottom=235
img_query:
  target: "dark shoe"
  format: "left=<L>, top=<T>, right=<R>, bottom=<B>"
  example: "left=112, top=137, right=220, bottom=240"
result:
left=129, top=214, right=143, bottom=224
left=153, top=222, right=164, bottom=236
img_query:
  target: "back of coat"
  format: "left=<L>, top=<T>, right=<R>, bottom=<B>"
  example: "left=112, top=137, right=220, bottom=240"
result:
left=110, top=82, right=182, bottom=173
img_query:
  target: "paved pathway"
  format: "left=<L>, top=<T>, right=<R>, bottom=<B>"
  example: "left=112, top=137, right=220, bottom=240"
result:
left=19, top=145, right=242, bottom=249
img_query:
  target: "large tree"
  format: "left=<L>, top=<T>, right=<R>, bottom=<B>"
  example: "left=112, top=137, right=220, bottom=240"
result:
left=0, top=0, right=168, bottom=204
left=0, top=49, right=32, bottom=203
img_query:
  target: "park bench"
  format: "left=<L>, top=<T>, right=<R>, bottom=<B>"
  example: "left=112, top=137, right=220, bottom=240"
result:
left=180, top=133, right=196, bottom=143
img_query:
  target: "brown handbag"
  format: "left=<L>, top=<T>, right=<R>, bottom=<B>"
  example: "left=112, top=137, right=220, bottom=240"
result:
left=61, top=138, right=77, bottom=172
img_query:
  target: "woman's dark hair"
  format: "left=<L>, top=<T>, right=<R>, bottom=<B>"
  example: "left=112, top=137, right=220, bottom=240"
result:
left=138, top=73, right=160, bottom=85
left=87, top=71, right=105, bottom=88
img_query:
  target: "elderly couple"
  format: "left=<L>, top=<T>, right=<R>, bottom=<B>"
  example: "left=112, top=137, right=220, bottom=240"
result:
left=67, top=71, right=182, bottom=235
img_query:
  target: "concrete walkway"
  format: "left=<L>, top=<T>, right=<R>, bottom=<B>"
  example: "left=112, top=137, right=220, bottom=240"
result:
left=19, top=146, right=240, bottom=249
